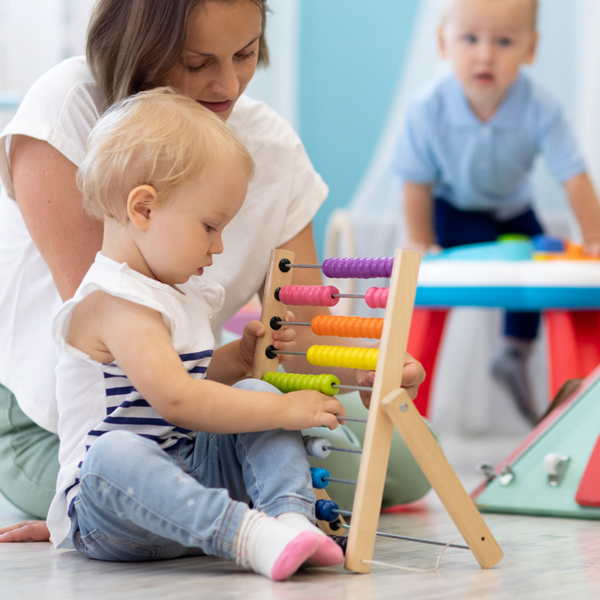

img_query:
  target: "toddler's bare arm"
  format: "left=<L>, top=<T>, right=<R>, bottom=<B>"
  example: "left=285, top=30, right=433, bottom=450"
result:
left=403, top=181, right=438, bottom=254
left=565, top=172, right=600, bottom=255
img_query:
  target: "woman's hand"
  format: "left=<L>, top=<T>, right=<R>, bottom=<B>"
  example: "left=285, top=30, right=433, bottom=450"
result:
left=356, top=352, right=425, bottom=409
left=0, top=520, right=50, bottom=542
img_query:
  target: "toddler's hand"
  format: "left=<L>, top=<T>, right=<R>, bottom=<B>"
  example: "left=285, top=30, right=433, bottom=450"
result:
left=239, top=319, right=266, bottom=371
left=239, top=312, right=297, bottom=371
left=283, top=389, right=346, bottom=431
left=270, top=311, right=297, bottom=365
left=405, top=239, right=441, bottom=256
left=583, top=239, right=600, bottom=257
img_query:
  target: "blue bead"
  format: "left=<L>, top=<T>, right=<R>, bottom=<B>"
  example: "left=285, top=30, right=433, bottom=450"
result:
left=315, top=499, right=339, bottom=522
left=310, top=466, right=330, bottom=489
left=533, top=234, right=564, bottom=252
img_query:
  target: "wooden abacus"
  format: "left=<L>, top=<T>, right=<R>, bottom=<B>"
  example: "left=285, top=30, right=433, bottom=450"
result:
left=252, top=248, right=503, bottom=573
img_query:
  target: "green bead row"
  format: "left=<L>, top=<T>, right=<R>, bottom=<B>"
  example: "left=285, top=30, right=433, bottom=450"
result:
left=262, top=372, right=340, bottom=396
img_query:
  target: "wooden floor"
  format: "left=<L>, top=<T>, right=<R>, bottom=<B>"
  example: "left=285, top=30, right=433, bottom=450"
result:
left=2, top=433, right=600, bottom=600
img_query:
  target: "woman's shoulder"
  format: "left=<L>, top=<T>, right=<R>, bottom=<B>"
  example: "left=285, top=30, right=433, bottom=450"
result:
left=17, top=56, right=102, bottom=116
left=2, top=56, right=104, bottom=167
left=227, top=95, right=300, bottom=147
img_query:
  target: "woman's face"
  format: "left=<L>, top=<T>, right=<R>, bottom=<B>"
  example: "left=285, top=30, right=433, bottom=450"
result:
left=165, top=0, right=263, bottom=122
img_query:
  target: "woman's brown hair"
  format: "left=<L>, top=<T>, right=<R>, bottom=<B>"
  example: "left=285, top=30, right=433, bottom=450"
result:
left=86, top=0, right=269, bottom=108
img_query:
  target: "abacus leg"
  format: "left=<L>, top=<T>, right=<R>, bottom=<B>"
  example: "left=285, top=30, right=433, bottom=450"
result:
left=382, top=388, right=504, bottom=569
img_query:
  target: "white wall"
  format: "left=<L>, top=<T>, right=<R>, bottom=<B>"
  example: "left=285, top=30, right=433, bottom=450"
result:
left=0, top=0, right=94, bottom=129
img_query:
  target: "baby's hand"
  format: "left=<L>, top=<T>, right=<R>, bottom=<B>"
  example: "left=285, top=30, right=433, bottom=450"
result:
left=270, top=311, right=297, bottom=365
left=405, top=239, right=441, bottom=257
left=583, top=239, right=600, bottom=257
left=284, top=389, right=346, bottom=431
left=239, top=320, right=265, bottom=372
left=239, top=312, right=297, bottom=370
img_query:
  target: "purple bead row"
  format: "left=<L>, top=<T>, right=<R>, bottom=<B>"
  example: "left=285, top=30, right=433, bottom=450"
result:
left=322, top=257, right=394, bottom=279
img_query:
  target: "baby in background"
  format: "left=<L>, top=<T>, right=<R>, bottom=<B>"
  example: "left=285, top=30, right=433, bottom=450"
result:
left=46, top=88, right=345, bottom=580
left=391, top=0, right=600, bottom=424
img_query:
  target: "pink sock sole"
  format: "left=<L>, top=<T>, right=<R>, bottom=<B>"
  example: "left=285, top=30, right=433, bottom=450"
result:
left=310, top=536, right=345, bottom=567
left=270, top=531, right=321, bottom=581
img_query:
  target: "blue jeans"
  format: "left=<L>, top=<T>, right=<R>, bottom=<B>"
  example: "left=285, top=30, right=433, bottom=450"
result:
left=69, top=379, right=314, bottom=562
left=434, top=198, right=544, bottom=340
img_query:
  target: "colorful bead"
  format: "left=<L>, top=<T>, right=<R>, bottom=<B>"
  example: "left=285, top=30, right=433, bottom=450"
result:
left=278, top=285, right=339, bottom=307
left=364, top=287, right=389, bottom=309
left=310, top=467, right=330, bottom=489
left=306, top=345, right=379, bottom=370
left=261, top=372, right=340, bottom=395
left=322, top=256, right=394, bottom=279
left=311, top=315, right=383, bottom=339
left=304, top=436, right=332, bottom=459
left=315, top=499, right=340, bottom=522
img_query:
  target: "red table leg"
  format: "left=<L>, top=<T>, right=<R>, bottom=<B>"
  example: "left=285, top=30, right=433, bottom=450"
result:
left=407, top=308, right=449, bottom=417
left=544, top=310, right=600, bottom=401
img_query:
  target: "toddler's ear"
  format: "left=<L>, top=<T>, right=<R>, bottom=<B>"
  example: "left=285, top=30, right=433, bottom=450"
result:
left=127, top=185, right=158, bottom=231
left=524, top=31, right=539, bottom=65
left=437, top=26, right=448, bottom=59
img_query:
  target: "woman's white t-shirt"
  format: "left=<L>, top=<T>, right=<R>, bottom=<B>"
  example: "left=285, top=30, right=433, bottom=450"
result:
left=0, top=56, right=328, bottom=434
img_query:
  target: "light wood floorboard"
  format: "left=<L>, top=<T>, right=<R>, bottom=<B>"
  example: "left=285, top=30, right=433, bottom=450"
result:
left=2, top=433, right=599, bottom=600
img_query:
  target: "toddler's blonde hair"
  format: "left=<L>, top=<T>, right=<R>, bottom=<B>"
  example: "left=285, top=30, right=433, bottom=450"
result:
left=441, top=0, right=538, bottom=30
left=78, top=87, right=255, bottom=223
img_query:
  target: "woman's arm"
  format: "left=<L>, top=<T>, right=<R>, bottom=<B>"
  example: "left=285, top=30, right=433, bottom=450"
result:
left=10, top=135, right=103, bottom=301
left=262, top=223, right=426, bottom=401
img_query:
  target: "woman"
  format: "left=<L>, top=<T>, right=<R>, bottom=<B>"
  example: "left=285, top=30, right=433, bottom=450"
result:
left=0, top=0, right=427, bottom=542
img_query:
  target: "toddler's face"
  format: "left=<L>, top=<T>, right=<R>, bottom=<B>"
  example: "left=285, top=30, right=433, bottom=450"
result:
left=439, top=0, right=537, bottom=105
left=139, top=158, right=249, bottom=286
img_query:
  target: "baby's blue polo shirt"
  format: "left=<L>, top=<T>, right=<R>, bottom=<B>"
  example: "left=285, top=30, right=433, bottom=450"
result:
left=390, top=71, right=586, bottom=220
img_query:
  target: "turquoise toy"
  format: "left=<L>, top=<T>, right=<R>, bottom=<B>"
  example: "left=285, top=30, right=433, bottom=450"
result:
left=473, top=368, right=600, bottom=520
left=424, top=238, right=534, bottom=262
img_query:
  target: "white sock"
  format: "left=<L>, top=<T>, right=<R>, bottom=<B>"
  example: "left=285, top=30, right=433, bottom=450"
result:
left=276, top=512, right=344, bottom=567
left=234, top=509, right=321, bottom=581
left=276, top=512, right=324, bottom=536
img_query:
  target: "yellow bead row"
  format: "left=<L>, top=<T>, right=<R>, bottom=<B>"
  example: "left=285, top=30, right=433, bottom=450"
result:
left=306, top=345, right=379, bottom=371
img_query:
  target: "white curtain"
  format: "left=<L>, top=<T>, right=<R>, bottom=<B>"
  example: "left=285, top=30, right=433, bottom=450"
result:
left=325, top=0, right=600, bottom=435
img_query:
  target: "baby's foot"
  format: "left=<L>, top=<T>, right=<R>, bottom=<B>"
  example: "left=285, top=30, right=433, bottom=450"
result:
left=235, top=510, right=321, bottom=581
left=276, top=512, right=344, bottom=567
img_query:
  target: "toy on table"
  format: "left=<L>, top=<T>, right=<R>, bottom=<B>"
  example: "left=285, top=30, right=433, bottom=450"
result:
left=416, top=236, right=600, bottom=310
left=252, top=249, right=503, bottom=573
left=409, top=235, right=600, bottom=417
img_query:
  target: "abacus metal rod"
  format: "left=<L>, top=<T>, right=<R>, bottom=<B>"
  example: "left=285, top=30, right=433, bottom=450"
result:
left=328, top=446, right=362, bottom=455
left=335, top=523, right=470, bottom=550
left=333, top=384, right=374, bottom=392
left=336, top=416, right=367, bottom=423
left=332, top=293, right=368, bottom=299
left=324, top=476, right=357, bottom=486
left=284, top=263, right=323, bottom=269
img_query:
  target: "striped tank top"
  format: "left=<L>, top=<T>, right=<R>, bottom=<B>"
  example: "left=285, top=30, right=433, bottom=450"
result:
left=47, top=253, right=224, bottom=548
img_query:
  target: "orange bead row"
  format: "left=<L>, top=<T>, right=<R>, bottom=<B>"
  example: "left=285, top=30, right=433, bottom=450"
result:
left=310, top=315, right=383, bottom=339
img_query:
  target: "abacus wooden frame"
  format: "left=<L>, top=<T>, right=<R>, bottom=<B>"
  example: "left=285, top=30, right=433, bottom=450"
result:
left=253, top=248, right=504, bottom=573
